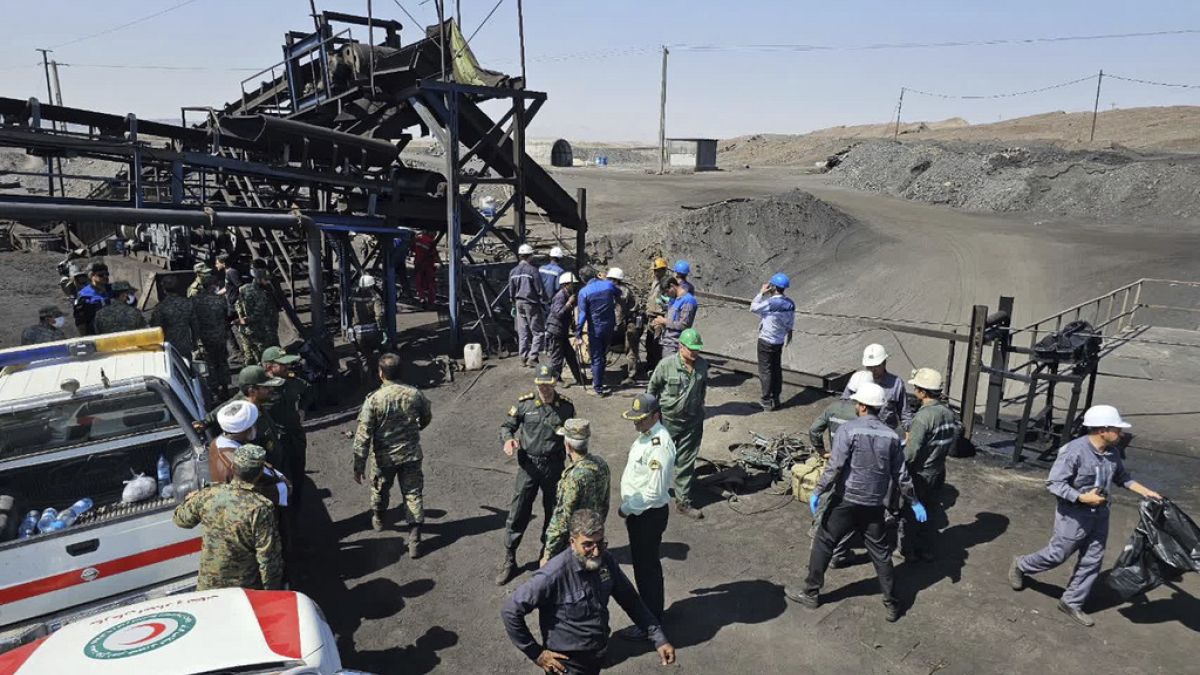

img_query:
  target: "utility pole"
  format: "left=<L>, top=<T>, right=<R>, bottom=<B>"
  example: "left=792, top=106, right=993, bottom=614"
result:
left=658, top=45, right=669, bottom=175
left=35, top=49, right=56, bottom=197
left=893, top=87, right=905, bottom=139
left=516, top=0, right=527, bottom=84
left=1089, top=70, right=1104, bottom=142
left=49, top=60, right=64, bottom=106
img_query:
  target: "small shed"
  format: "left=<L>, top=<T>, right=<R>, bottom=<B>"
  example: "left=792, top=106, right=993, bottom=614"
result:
left=528, top=139, right=574, bottom=168
left=667, top=138, right=718, bottom=171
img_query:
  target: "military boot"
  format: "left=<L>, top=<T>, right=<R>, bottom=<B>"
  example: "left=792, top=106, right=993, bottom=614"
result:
left=371, top=511, right=385, bottom=531
left=408, top=525, right=423, bottom=559
left=495, top=550, right=517, bottom=586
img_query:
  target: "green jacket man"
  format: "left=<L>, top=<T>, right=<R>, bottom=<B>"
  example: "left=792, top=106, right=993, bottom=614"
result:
left=646, top=327, right=708, bottom=520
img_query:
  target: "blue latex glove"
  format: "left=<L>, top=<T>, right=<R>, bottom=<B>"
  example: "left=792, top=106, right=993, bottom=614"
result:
left=809, top=492, right=820, bottom=516
left=911, top=501, right=928, bottom=523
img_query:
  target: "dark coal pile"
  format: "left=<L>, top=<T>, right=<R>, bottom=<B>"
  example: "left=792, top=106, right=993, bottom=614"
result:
left=636, top=190, right=859, bottom=296
left=829, top=139, right=1200, bottom=223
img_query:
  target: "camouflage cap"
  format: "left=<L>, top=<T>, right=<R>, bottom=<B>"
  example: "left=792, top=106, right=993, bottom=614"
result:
left=193, top=262, right=213, bottom=275
left=533, top=363, right=559, bottom=385
left=556, top=417, right=591, bottom=441
left=38, top=304, right=64, bottom=319
left=261, top=346, right=299, bottom=365
left=622, top=393, right=660, bottom=421
left=110, top=280, right=136, bottom=294
left=232, top=443, right=267, bottom=470
left=237, top=365, right=285, bottom=388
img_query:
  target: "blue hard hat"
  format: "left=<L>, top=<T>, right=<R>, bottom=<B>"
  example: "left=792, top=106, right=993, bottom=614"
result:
left=674, top=260, right=691, bottom=275
left=769, top=272, right=790, bottom=289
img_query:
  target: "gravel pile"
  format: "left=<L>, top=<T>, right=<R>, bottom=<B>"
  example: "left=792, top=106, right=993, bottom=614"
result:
left=828, top=140, right=1200, bottom=223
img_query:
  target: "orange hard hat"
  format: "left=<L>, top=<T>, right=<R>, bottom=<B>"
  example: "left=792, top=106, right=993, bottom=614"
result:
left=652, top=257, right=668, bottom=270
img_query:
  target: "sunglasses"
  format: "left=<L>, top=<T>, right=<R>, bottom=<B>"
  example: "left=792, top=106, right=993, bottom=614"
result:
left=575, top=539, right=607, bottom=552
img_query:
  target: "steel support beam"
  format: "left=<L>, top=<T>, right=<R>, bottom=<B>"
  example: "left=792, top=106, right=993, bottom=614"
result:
left=959, top=304, right=989, bottom=439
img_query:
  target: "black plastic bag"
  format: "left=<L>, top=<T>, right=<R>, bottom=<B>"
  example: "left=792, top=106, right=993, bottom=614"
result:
left=1104, top=498, right=1200, bottom=601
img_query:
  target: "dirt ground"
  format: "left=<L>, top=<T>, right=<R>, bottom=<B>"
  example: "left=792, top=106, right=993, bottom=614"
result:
left=290, top=335, right=1200, bottom=675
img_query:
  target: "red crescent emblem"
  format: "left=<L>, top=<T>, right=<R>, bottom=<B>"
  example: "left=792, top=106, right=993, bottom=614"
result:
left=120, top=622, right=168, bottom=646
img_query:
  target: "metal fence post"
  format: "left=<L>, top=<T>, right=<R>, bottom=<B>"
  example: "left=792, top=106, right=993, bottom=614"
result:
left=959, top=304, right=988, bottom=439
left=983, top=296, right=1014, bottom=429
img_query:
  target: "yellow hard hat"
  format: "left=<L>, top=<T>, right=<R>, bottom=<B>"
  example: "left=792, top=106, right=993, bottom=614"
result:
left=652, top=257, right=668, bottom=270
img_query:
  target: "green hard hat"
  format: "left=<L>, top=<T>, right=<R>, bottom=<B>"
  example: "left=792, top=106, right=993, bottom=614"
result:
left=679, top=328, right=704, bottom=351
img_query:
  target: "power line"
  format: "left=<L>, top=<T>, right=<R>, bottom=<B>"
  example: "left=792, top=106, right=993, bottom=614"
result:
left=671, top=28, right=1200, bottom=54
left=465, top=0, right=506, bottom=45
left=49, top=0, right=202, bottom=49
left=904, top=74, right=1098, bottom=100
left=391, top=0, right=422, bottom=27
left=1106, top=73, right=1200, bottom=89
left=58, top=62, right=259, bottom=72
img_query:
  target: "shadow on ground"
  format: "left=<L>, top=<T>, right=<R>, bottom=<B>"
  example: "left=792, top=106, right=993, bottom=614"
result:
left=605, top=579, right=786, bottom=667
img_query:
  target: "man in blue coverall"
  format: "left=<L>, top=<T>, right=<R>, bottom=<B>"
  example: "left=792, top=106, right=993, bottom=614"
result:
left=575, top=267, right=618, bottom=397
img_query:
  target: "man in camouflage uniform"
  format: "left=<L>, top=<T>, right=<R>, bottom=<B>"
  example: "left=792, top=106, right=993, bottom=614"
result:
left=262, top=346, right=312, bottom=515
left=173, top=443, right=283, bottom=591
left=151, top=276, right=199, bottom=356
left=188, top=262, right=213, bottom=298
left=193, top=275, right=233, bottom=400
left=21, top=305, right=68, bottom=345
left=495, top=364, right=576, bottom=585
left=608, top=267, right=644, bottom=385
left=353, top=352, right=433, bottom=558
left=541, top=418, right=610, bottom=564
left=198, top=366, right=284, bottom=469
left=93, top=281, right=147, bottom=334
left=236, top=267, right=280, bottom=364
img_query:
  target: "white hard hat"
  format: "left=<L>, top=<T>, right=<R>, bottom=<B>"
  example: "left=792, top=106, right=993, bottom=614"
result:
left=862, top=343, right=889, bottom=367
left=1082, top=405, right=1131, bottom=429
left=846, top=370, right=874, bottom=394
left=217, top=400, right=259, bottom=434
left=359, top=274, right=376, bottom=288
left=550, top=246, right=565, bottom=258
left=558, top=271, right=577, bottom=285
left=851, top=382, right=887, bottom=408
left=517, top=243, right=534, bottom=256
left=909, top=367, right=944, bottom=391
left=606, top=267, right=625, bottom=281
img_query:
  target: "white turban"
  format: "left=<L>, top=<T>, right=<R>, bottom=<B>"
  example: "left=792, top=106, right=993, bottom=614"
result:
left=217, top=400, right=259, bottom=434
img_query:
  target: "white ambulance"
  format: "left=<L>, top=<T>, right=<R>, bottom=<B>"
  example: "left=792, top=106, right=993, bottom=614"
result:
left=0, top=328, right=210, bottom=651
left=0, top=588, right=369, bottom=674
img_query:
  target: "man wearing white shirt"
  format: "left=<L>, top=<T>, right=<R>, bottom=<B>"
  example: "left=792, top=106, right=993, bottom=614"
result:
left=617, top=393, right=676, bottom=640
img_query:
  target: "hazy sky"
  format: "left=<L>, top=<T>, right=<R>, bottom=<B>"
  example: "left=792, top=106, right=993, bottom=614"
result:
left=2, top=0, right=1198, bottom=142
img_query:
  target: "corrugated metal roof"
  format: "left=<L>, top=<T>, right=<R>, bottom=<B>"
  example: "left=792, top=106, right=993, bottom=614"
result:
left=0, top=349, right=167, bottom=402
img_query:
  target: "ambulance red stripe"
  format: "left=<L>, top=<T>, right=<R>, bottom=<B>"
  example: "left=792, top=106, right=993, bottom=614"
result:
left=244, top=590, right=302, bottom=659
left=0, top=538, right=201, bottom=605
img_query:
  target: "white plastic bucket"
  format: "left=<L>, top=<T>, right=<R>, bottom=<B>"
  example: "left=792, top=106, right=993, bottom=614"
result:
left=463, top=343, right=483, bottom=370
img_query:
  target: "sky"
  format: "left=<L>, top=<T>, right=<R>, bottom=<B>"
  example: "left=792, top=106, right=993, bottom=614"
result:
left=2, top=0, right=1199, bottom=142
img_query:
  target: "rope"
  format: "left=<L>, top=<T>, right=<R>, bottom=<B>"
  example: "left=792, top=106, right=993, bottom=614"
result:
left=904, top=74, right=1097, bottom=100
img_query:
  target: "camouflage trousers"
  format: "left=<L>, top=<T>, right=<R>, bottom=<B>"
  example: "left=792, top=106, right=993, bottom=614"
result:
left=200, top=339, right=231, bottom=395
left=371, top=459, right=424, bottom=525
left=242, top=328, right=279, bottom=365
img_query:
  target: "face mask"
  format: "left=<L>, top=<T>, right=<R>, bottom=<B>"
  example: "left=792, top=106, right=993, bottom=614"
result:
left=126, top=294, right=137, bottom=305
left=52, top=316, right=66, bottom=329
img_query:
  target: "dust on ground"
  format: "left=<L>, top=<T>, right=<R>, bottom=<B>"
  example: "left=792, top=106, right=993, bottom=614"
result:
left=0, top=250, right=72, bottom=348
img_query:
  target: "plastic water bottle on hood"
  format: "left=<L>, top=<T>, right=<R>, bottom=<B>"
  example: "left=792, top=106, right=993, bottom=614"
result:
left=36, top=508, right=59, bottom=534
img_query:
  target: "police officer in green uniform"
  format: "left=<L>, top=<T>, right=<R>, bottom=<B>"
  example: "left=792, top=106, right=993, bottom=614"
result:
left=496, top=365, right=576, bottom=585
left=646, top=327, right=709, bottom=520
left=261, top=346, right=313, bottom=516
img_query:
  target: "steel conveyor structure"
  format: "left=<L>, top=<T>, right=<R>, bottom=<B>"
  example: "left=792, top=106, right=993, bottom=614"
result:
left=0, top=10, right=585, bottom=352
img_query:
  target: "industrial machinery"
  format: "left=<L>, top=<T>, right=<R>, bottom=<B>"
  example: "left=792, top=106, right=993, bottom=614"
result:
left=0, top=10, right=586, bottom=353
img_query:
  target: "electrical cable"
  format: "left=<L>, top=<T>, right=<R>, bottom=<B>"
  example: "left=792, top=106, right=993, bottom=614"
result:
left=1105, top=73, right=1200, bottom=89
left=391, top=0, right=422, bottom=27
left=49, top=0, right=203, bottom=49
left=672, top=28, right=1200, bottom=54
left=904, top=74, right=1097, bottom=100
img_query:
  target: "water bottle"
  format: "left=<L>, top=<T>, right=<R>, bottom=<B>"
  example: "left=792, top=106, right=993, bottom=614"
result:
left=157, top=454, right=171, bottom=488
left=55, top=498, right=95, bottom=528
left=36, top=508, right=59, bottom=534
left=18, top=510, right=39, bottom=538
